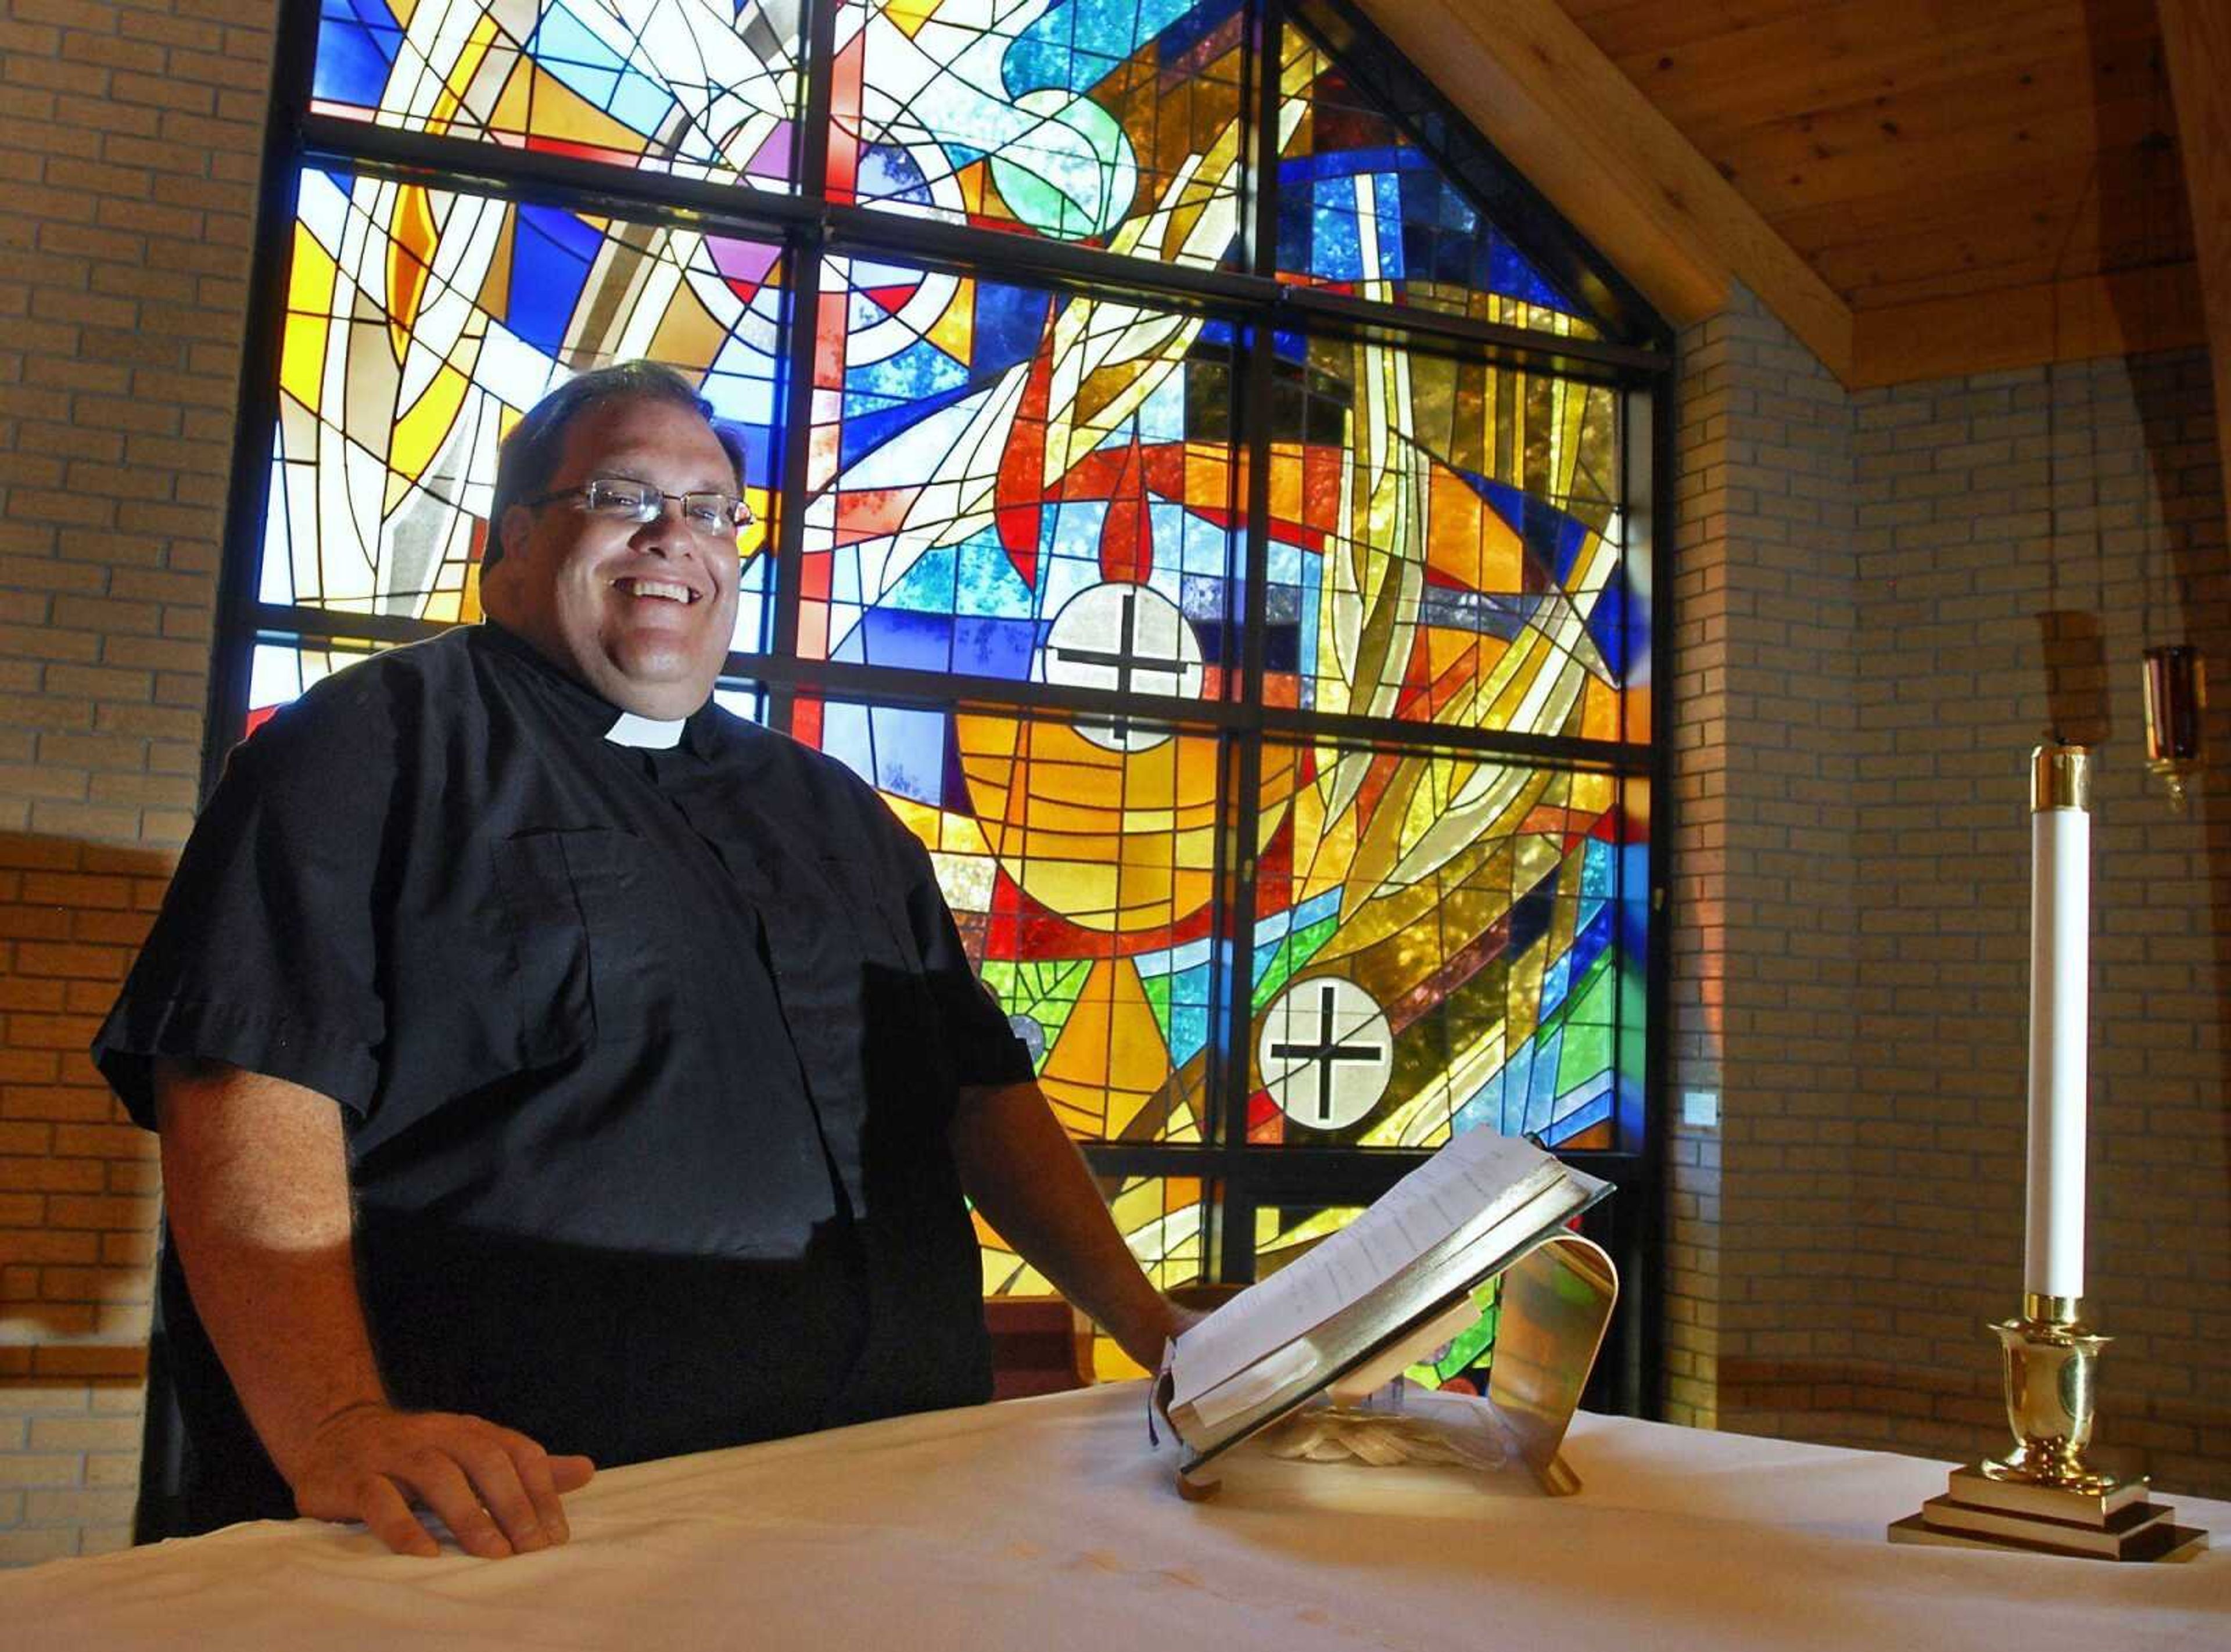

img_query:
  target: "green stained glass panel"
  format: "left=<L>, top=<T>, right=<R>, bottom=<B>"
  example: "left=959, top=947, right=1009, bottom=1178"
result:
left=1247, top=748, right=1639, bottom=1152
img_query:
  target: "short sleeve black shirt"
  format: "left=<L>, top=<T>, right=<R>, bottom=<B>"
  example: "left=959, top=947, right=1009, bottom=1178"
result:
left=94, top=624, right=1033, bottom=1540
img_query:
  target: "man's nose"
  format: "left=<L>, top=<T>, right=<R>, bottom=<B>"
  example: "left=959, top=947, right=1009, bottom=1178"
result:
left=630, top=499, right=687, bottom=551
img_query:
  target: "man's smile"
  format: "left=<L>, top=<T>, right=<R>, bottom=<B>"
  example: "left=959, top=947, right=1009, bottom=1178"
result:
left=613, top=576, right=701, bottom=604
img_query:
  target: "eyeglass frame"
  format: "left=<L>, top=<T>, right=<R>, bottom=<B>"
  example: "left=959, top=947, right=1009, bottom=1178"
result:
left=523, top=475, right=756, bottom=534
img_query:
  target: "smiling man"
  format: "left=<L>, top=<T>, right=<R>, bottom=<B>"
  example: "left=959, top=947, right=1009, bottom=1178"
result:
left=486, top=387, right=744, bottom=720
left=94, top=364, right=1184, bottom=1558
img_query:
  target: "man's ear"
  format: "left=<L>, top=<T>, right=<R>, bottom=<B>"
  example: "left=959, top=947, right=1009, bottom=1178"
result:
left=496, top=504, right=535, bottom=568
left=482, top=505, right=534, bottom=613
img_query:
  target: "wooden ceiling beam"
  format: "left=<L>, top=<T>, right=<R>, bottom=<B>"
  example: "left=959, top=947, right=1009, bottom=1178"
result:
left=1848, top=263, right=2207, bottom=389
left=1352, top=0, right=1853, bottom=376
left=1809, top=182, right=2188, bottom=304
left=1712, top=90, right=2169, bottom=227
left=1613, top=2, right=2146, bottom=135
left=2157, top=0, right=2231, bottom=517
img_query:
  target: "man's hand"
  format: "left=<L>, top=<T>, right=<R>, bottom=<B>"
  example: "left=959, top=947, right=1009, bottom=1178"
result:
left=290, top=1402, right=594, bottom=1560
left=155, top=1061, right=593, bottom=1560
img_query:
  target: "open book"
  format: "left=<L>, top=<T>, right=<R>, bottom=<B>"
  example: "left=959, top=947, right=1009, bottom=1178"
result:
left=1157, top=1130, right=1609, bottom=1471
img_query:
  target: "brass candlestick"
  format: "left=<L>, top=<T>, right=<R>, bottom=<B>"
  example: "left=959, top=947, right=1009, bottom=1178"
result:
left=1889, top=749, right=2208, bottom=1562
left=1891, top=1290, right=2205, bottom=1561
left=1982, top=1294, right=2114, bottom=1494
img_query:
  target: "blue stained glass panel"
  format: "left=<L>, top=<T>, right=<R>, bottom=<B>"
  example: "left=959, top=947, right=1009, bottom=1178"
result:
left=833, top=0, right=1247, bottom=268
left=1276, top=29, right=1602, bottom=337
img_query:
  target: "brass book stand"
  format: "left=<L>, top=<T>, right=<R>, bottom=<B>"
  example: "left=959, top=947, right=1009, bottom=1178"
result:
left=1171, top=1231, right=1618, bottom=1500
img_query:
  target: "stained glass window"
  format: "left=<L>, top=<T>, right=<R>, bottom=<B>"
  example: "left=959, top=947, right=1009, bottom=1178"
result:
left=799, top=255, right=1242, bottom=685
left=797, top=697, right=1222, bottom=1144
left=978, top=1172, right=1204, bottom=1380
left=264, top=166, right=780, bottom=645
left=832, top=0, right=1248, bottom=267
left=246, top=638, right=386, bottom=736
left=1249, top=744, right=1640, bottom=1152
left=313, top=0, right=805, bottom=186
left=1276, top=31, right=1601, bottom=337
left=1233, top=329, right=1631, bottom=738
left=236, top=0, right=1664, bottom=1397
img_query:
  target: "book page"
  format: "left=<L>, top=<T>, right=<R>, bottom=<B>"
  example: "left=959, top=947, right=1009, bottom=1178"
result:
left=1181, top=1176, right=1581, bottom=1432
left=1168, top=1130, right=1564, bottom=1406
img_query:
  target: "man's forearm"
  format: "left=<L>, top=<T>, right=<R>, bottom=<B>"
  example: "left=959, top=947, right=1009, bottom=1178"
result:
left=948, top=1081, right=1183, bottom=1369
left=153, top=1060, right=390, bottom=1480
left=153, top=1058, right=590, bottom=1558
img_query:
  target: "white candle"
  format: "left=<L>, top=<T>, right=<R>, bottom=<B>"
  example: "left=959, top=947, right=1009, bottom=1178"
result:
left=2022, top=747, right=2091, bottom=1302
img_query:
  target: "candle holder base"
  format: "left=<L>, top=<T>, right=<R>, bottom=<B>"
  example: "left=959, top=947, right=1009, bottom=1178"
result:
left=1890, top=1467, right=2207, bottom=1562
left=1889, top=1298, right=2210, bottom=1561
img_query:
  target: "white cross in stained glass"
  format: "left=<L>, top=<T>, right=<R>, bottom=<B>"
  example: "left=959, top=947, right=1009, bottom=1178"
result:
left=1041, top=582, right=1204, bottom=752
left=1257, top=976, right=1393, bottom=1131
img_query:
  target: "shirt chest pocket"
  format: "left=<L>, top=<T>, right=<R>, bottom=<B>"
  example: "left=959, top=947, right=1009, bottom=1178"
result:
left=810, top=854, right=924, bottom=976
left=492, top=828, right=684, bottom=1065
left=802, top=853, right=955, bottom=1089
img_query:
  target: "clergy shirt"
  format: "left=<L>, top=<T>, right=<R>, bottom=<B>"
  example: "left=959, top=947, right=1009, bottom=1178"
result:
left=95, top=623, right=1034, bottom=1541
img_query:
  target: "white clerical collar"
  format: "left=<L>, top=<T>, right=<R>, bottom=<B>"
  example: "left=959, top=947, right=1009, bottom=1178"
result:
left=605, top=710, right=686, bottom=749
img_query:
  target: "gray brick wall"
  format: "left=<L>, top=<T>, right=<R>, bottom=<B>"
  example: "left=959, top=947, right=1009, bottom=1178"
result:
left=1665, top=286, right=1860, bottom=1425
left=1671, top=288, right=2230, bottom=1498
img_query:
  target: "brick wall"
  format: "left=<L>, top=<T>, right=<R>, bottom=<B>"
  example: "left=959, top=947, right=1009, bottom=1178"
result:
left=1663, top=288, right=1861, bottom=1428
left=1669, top=288, right=2231, bottom=1499
left=1823, top=349, right=2229, bottom=1495
left=0, top=0, right=275, bottom=1561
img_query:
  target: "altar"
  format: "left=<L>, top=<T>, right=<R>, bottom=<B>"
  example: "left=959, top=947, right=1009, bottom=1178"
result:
left=8, top=1384, right=2223, bottom=1650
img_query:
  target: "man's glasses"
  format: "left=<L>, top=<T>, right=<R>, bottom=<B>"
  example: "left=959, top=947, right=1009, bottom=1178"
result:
left=528, top=477, right=754, bottom=536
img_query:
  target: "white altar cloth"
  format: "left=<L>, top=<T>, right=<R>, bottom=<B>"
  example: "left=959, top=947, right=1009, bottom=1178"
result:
left=8, top=1384, right=2223, bottom=1650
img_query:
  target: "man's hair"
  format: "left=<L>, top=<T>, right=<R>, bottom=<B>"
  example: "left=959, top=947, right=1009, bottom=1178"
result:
left=484, top=361, right=750, bottom=574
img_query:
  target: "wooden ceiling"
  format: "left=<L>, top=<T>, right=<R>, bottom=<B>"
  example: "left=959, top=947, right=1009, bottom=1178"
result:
left=1565, top=0, right=2191, bottom=316
left=1353, top=0, right=2213, bottom=388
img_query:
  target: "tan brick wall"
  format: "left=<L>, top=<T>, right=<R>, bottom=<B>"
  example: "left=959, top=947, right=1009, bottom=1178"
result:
left=0, top=0, right=275, bottom=1561
left=1821, top=350, right=2230, bottom=1496
left=1664, top=288, right=1860, bottom=1427
left=1670, top=288, right=2231, bottom=1500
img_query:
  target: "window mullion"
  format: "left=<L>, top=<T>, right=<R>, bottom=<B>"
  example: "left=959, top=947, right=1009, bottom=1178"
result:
left=201, top=0, right=325, bottom=798
left=765, top=0, right=842, bottom=735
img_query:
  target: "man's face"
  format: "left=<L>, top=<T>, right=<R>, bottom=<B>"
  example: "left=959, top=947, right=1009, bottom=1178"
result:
left=486, top=396, right=742, bottom=720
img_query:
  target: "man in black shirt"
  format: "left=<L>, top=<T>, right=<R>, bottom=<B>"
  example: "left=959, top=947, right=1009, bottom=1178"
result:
left=95, top=364, right=1185, bottom=1558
